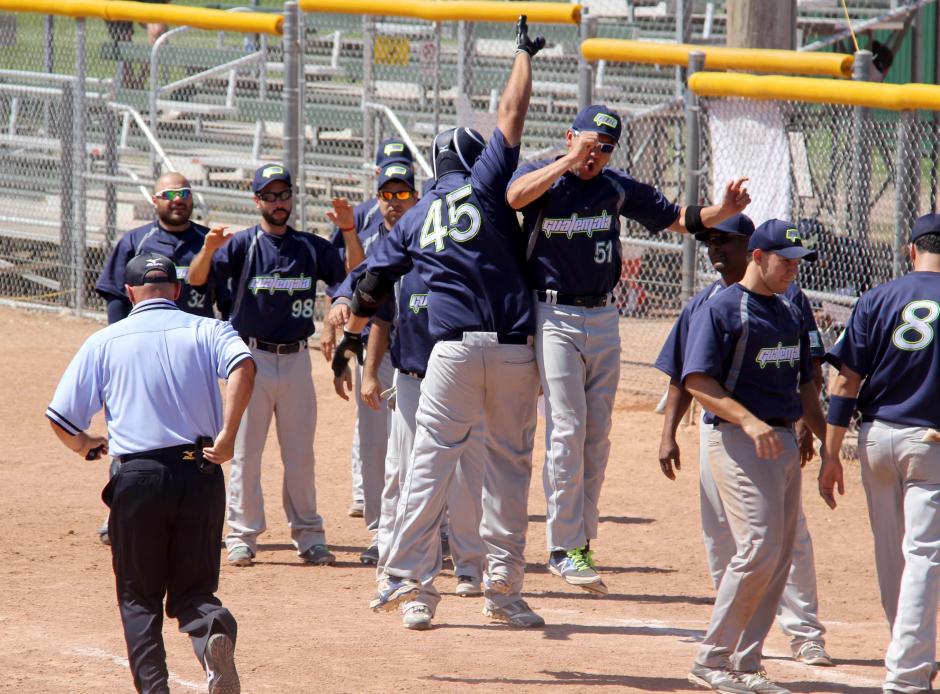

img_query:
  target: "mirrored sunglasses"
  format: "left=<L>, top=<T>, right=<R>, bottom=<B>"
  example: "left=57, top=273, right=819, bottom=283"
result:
left=378, top=190, right=415, bottom=201
left=156, top=188, right=191, bottom=201
left=256, top=189, right=293, bottom=202
left=572, top=129, right=617, bottom=154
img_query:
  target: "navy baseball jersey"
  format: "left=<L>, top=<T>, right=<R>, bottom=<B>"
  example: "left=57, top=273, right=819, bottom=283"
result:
left=682, top=283, right=814, bottom=425
left=509, top=161, right=680, bottom=295
left=96, top=222, right=217, bottom=317
left=329, top=200, right=381, bottom=257
left=212, top=225, right=345, bottom=343
left=389, top=269, right=434, bottom=377
left=827, top=271, right=940, bottom=428
left=365, top=128, right=534, bottom=340
left=657, top=281, right=823, bottom=381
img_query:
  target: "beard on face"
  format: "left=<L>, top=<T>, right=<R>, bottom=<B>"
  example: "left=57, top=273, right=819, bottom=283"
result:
left=261, top=207, right=290, bottom=227
left=157, top=204, right=190, bottom=227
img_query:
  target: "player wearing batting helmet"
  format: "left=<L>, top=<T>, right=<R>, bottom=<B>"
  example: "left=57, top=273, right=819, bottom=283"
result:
left=332, top=16, right=547, bottom=629
left=655, top=214, right=833, bottom=668
left=505, top=104, right=750, bottom=596
left=681, top=220, right=825, bottom=693
left=821, top=213, right=940, bottom=693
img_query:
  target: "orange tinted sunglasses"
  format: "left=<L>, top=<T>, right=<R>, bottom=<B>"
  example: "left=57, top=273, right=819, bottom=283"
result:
left=378, top=190, right=415, bottom=201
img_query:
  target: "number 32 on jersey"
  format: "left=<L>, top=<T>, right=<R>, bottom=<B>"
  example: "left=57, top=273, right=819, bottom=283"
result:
left=419, top=184, right=481, bottom=252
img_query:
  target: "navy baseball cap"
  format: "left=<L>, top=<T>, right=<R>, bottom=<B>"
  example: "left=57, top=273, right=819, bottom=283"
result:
left=748, top=219, right=818, bottom=261
left=377, top=162, right=416, bottom=191
left=694, top=213, right=755, bottom=242
left=251, top=163, right=292, bottom=193
left=911, top=213, right=940, bottom=242
left=125, top=252, right=178, bottom=286
left=376, top=138, right=414, bottom=167
left=572, top=105, right=622, bottom=143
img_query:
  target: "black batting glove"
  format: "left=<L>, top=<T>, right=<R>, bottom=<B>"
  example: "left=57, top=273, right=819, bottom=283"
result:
left=515, top=15, right=545, bottom=57
left=331, top=330, right=365, bottom=377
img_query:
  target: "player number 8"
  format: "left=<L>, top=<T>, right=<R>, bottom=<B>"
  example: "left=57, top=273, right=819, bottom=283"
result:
left=291, top=298, right=315, bottom=319
left=892, top=299, right=940, bottom=351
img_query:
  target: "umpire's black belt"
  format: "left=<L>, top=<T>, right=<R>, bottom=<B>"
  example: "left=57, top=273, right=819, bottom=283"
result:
left=537, top=290, right=609, bottom=308
left=440, top=331, right=529, bottom=345
left=120, top=443, right=198, bottom=464
left=243, top=336, right=307, bottom=354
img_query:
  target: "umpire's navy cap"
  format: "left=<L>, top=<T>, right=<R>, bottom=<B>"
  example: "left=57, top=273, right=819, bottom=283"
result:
left=911, top=213, right=940, bottom=242
left=572, top=105, right=622, bottom=143
left=694, top=213, right=755, bottom=242
left=377, top=162, right=416, bottom=191
left=125, top=252, right=179, bottom=286
left=251, top=163, right=292, bottom=193
left=748, top=219, right=818, bottom=261
left=376, top=138, right=414, bottom=167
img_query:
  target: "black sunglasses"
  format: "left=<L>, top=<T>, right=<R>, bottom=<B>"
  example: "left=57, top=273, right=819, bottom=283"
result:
left=256, top=189, right=293, bottom=202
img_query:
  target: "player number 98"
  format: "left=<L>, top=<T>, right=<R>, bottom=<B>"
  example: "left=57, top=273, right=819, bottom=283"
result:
left=291, top=298, right=315, bottom=319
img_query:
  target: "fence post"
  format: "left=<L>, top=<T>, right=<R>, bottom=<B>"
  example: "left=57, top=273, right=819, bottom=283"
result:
left=71, top=17, right=87, bottom=315
left=849, top=50, right=873, bottom=247
left=895, top=109, right=918, bottom=278
left=362, top=14, right=375, bottom=199
left=682, top=51, right=705, bottom=303
left=577, top=8, right=595, bottom=111
left=282, top=1, right=301, bottom=229
left=433, top=21, right=442, bottom=134
left=43, top=15, right=53, bottom=136
left=104, top=104, right=119, bottom=253
left=59, top=80, right=73, bottom=310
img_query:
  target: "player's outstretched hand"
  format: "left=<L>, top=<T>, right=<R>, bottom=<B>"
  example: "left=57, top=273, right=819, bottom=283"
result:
left=658, top=436, right=681, bottom=480
left=331, top=330, right=365, bottom=382
left=515, top=15, right=545, bottom=57
left=720, top=178, right=751, bottom=215
left=327, top=198, right=355, bottom=231
left=742, top=416, right=783, bottom=459
left=818, top=452, right=845, bottom=510
left=204, top=225, right=233, bottom=253
left=333, top=366, right=353, bottom=401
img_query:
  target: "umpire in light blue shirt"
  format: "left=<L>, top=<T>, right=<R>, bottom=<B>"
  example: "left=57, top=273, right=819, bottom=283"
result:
left=46, top=252, right=256, bottom=694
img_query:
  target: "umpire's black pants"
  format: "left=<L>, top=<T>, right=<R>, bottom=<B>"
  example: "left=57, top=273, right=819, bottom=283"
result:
left=103, top=448, right=237, bottom=694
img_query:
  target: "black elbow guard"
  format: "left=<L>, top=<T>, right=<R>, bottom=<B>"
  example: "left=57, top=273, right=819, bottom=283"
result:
left=684, top=205, right=706, bottom=234
left=350, top=270, right=393, bottom=318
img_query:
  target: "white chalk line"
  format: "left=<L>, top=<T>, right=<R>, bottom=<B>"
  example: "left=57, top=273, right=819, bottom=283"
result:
left=540, top=609, right=885, bottom=689
left=69, top=645, right=206, bottom=691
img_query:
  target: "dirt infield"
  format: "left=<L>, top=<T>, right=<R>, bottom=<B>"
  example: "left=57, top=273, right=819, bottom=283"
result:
left=1, top=305, right=892, bottom=693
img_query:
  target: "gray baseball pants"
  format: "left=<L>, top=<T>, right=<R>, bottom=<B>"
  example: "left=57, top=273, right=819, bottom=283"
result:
left=858, top=419, right=940, bottom=693
left=353, top=353, right=394, bottom=539
left=696, top=423, right=801, bottom=673
left=225, top=346, right=326, bottom=555
left=378, top=370, right=487, bottom=611
left=698, top=420, right=826, bottom=650
left=383, top=334, right=539, bottom=611
left=537, top=301, right=620, bottom=552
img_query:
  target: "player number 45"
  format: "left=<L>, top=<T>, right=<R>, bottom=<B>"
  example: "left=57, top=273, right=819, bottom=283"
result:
left=419, top=184, right=481, bottom=252
left=892, top=299, right=940, bottom=351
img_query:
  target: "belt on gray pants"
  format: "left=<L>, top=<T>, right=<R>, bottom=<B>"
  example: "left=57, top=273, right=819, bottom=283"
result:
left=242, top=336, right=307, bottom=354
left=536, top=290, right=609, bottom=308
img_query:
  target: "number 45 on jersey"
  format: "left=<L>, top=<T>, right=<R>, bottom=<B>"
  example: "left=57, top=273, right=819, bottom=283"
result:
left=419, top=185, right=482, bottom=252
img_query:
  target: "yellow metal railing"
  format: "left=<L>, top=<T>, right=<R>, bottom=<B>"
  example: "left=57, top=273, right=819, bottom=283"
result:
left=0, top=0, right=283, bottom=34
left=299, top=0, right=581, bottom=24
left=580, top=39, right=853, bottom=78
left=688, top=72, right=940, bottom=111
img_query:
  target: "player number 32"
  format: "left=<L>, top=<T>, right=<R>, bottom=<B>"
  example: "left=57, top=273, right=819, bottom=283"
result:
left=892, top=299, right=940, bottom=351
left=419, top=184, right=481, bottom=252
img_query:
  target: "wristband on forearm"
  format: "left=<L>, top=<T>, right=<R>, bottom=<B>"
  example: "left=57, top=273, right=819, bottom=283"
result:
left=826, top=395, right=857, bottom=427
left=684, top=205, right=706, bottom=233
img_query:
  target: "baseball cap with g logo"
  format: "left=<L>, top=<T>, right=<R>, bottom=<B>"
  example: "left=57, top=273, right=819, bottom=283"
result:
left=251, top=164, right=292, bottom=193
left=748, top=219, right=818, bottom=260
left=571, top=105, right=623, bottom=143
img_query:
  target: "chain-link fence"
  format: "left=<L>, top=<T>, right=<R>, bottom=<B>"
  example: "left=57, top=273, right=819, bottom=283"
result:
left=1, top=3, right=939, bottom=403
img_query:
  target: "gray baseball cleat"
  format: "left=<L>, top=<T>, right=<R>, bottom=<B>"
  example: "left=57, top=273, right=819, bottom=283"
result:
left=687, top=663, right=752, bottom=693
left=482, top=599, right=545, bottom=628
left=300, top=544, right=336, bottom=566
left=370, top=577, right=420, bottom=612
left=401, top=603, right=433, bottom=630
